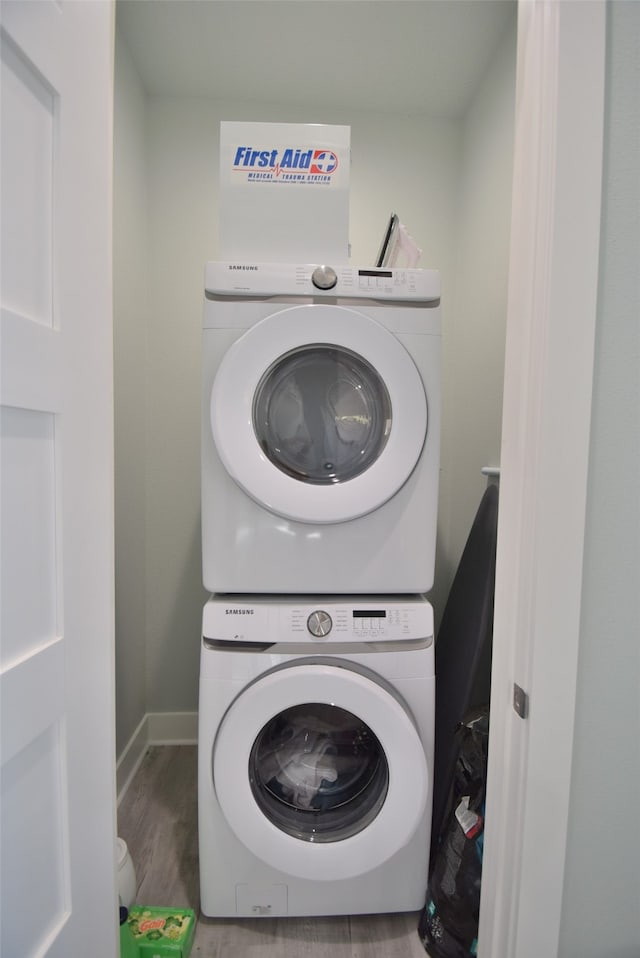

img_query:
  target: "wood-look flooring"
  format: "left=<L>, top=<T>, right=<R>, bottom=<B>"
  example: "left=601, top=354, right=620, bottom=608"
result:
left=118, top=746, right=430, bottom=957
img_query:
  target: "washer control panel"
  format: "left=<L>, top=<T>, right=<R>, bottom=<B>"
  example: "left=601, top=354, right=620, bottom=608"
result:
left=205, top=261, right=440, bottom=303
left=203, top=595, right=434, bottom=645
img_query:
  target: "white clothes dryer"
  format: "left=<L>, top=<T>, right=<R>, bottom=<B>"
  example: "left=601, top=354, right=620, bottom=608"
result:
left=201, top=262, right=441, bottom=594
left=198, top=594, right=435, bottom=918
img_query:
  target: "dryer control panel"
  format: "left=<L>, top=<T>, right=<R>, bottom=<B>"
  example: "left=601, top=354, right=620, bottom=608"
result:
left=205, top=261, right=440, bottom=302
left=202, top=595, right=434, bottom=645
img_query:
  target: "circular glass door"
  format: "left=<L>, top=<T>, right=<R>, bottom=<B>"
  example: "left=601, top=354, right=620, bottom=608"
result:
left=212, top=661, right=429, bottom=881
left=253, top=346, right=392, bottom=485
left=249, top=702, right=389, bottom=843
left=210, top=304, right=427, bottom=524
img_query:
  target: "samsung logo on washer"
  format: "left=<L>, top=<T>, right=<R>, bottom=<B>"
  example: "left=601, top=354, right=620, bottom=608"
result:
left=225, top=608, right=255, bottom=615
left=228, top=265, right=258, bottom=271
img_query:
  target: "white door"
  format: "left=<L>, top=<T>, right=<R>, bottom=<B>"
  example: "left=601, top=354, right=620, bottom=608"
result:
left=213, top=660, right=429, bottom=880
left=479, top=2, right=606, bottom=956
left=0, top=2, right=117, bottom=955
left=211, top=304, right=428, bottom=522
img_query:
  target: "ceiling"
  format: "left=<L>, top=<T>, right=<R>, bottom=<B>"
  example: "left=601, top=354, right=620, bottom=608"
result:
left=116, top=0, right=516, bottom=118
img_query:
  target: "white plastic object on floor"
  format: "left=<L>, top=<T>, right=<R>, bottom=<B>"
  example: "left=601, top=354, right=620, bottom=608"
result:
left=117, top=837, right=137, bottom=908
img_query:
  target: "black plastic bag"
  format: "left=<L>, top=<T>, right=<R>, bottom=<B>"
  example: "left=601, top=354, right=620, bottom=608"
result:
left=419, top=709, right=489, bottom=958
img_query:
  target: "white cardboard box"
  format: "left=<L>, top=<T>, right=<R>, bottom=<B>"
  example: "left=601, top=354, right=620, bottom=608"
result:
left=219, top=121, right=350, bottom=263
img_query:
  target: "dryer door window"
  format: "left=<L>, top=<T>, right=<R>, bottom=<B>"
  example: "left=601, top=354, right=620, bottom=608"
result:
left=210, top=304, right=428, bottom=524
left=248, top=702, right=389, bottom=842
left=212, top=660, right=429, bottom=881
left=253, top=346, right=391, bottom=485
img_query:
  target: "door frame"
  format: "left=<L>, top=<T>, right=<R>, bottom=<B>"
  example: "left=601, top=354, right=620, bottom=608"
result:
left=479, top=2, right=606, bottom=955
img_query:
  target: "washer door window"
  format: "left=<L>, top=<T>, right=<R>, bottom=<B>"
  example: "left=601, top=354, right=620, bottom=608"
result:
left=253, top=346, right=391, bottom=486
left=211, top=304, right=427, bottom=524
left=249, top=702, right=389, bottom=842
left=212, top=662, right=429, bottom=881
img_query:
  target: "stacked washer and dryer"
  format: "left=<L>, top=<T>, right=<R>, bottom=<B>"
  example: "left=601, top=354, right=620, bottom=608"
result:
left=198, top=260, right=441, bottom=917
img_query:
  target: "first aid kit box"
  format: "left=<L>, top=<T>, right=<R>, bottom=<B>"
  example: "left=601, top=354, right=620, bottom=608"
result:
left=219, top=121, right=350, bottom=263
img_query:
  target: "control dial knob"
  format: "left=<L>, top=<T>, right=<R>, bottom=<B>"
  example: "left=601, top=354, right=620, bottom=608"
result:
left=311, top=265, right=338, bottom=290
left=307, top=610, right=333, bottom=637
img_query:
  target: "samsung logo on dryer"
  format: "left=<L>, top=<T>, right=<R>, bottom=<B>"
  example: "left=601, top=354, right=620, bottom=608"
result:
left=225, top=608, right=255, bottom=615
left=228, top=265, right=258, bottom=271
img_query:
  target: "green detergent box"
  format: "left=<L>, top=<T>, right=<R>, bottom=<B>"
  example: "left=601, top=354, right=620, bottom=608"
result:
left=125, top=906, right=196, bottom=958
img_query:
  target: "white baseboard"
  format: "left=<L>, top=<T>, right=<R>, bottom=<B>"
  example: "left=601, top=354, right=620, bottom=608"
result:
left=116, top=714, right=149, bottom=805
left=147, top=710, right=198, bottom=745
left=116, top=711, right=198, bottom=805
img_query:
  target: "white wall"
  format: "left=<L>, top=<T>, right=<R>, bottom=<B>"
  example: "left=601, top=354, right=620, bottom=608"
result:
left=113, top=32, right=149, bottom=753
left=558, top=3, right=640, bottom=954
left=113, top=20, right=516, bottom=733
left=434, top=19, right=516, bottom=618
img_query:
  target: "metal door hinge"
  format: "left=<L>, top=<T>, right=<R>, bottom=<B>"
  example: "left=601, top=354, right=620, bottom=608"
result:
left=513, top=683, right=529, bottom=719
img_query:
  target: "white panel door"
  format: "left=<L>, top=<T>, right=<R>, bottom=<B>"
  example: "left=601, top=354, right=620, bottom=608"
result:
left=0, top=2, right=117, bottom=955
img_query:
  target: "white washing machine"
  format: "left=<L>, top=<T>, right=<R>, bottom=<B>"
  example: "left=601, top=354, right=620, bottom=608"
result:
left=201, top=262, right=441, bottom=594
left=198, top=594, right=435, bottom=918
